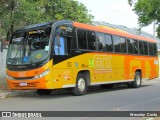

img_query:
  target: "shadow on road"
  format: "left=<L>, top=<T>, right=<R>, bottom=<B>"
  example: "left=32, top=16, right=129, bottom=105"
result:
left=16, top=83, right=153, bottom=99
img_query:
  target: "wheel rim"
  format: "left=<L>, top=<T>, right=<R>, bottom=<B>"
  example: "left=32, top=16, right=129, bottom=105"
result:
left=77, top=78, right=86, bottom=92
left=136, top=74, right=141, bottom=86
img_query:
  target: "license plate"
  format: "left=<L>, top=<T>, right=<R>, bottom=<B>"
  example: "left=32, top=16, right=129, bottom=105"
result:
left=20, top=82, right=27, bottom=86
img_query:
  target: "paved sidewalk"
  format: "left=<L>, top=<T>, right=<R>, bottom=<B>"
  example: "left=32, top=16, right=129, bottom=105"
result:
left=0, top=50, right=9, bottom=98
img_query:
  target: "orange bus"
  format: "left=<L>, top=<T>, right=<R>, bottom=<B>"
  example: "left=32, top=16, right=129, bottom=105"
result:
left=6, top=20, right=159, bottom=95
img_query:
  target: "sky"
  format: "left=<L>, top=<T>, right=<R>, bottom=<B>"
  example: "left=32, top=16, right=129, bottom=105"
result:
left=77, top=0, right=155, bottom=35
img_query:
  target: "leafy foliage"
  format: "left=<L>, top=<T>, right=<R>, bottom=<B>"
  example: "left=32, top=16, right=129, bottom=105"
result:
left=0, top=0, right=93, bottom=40
left=128, top=0, right=160, bottom=38
left=36, top=0, right=93, bottom=23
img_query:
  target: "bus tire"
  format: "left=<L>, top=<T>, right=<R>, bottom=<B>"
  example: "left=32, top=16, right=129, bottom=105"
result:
left=72, top=73, right=88, bottom=96
left=36, top=89, right=52, bottom=95
left=129, top=72, right=142, bottom=88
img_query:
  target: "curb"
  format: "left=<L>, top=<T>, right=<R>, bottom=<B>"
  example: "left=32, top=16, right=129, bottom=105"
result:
left=0, top=90, right=36, bottom=98
left=0, top=92, right=19, bottom=98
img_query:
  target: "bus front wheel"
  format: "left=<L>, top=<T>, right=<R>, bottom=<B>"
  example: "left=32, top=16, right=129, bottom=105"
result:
left=72, top=73, right=88, bottom=96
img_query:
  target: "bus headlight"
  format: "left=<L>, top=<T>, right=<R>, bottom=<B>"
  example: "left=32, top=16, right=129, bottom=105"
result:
left=6, top=74, right=15, bottom=80
left=34, top=69, right=50, bottom=79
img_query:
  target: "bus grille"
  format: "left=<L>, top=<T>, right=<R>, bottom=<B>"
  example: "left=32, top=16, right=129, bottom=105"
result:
left=12, top=82, right=39, bottom=87
left=13, top=76, right=34, bottom=80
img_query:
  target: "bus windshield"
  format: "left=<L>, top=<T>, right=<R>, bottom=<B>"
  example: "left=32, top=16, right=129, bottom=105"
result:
left=7, top=27, right=51, bottom=66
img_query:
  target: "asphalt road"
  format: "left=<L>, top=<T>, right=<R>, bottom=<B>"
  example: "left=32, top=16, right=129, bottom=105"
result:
left=0, top=78, right=160, bottom=119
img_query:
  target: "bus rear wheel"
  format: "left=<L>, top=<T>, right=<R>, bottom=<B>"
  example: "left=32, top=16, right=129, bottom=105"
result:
left=36, top=89, right=52, bottom=95
left=72, top=73, right=88, bottom=96
left=128, top=72, right=142, bottom=88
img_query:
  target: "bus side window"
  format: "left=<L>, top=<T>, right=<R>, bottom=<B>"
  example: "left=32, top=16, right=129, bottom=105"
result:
left=139, top=41, right=144, bottom=55
left=149, top=43, right=153, bottom=55
left=119, top=37, right=127, bottom=53
left=127, top=38, right=134, bottom=54
left=153, top=43, right=157, bottom=56
left=105, top=34, right=113, bottom=52
left=113, top=35, right=121, bottom=52
left=77, top=29, right=87, bottom=49
left=96, top=33, right=105, bottom=51
left=144, top=41, right=148, bottom=55
left=88, top=31, right=96, bottom=50
left=133, top=40, right=138, bottom=54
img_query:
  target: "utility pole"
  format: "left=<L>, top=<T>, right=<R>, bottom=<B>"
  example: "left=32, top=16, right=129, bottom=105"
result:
left=153, top=21, right=156, bottom=38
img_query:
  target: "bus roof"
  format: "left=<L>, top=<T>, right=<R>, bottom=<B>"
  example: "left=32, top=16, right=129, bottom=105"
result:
left=14, top=20, right=72, bottom=32
left=73, top=22, right=157, bottom=43
left=13, top=20, right=157, bottom=43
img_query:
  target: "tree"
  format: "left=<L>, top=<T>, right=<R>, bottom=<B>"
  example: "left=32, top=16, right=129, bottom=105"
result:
left=0, top=0, right=93, bottom=40
left=0, top=0, right=42, bottom=39
left=36, top=0, right=93, bottom=23
left=128, top=0, right=160, bottom=38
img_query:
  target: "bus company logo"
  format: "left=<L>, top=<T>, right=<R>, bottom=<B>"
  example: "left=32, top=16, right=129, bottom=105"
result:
left=94, top=55, right=112, bottom=71
left=19, top=72, right=26, bottom=77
